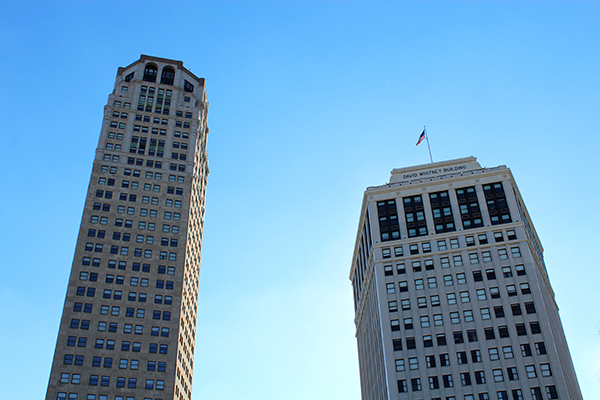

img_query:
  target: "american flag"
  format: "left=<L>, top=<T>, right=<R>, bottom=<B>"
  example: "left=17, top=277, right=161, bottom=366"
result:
left=416, top=129, right=426, bottom=146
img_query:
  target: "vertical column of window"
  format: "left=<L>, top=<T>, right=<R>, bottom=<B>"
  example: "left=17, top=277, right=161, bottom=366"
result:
left=377, top=200, right=400, bottom=241
left=155, top=88, right=164, bottom=114
left=163, top=90, right=172, bottom=115
left=149, top=139, right=157, bottom=156
left=138, top=86, right=147, bottom=111
left=429, top=191, right=455, bottom=233
left=130, top=137, right=138, bottom=153
left=483, top=182, right=512, bottom=225
left=145, top=87, right=155, bottom=112
left=404, top=195, right=428, bottom=237
left=455, top=187, right=483, bottom=229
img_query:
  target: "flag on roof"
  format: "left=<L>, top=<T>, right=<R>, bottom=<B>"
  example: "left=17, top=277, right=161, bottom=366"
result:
left=416, top=129, right=426, bottom=146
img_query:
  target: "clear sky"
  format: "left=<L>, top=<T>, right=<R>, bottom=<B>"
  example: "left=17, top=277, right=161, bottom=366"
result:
left=0, top=1, right=599, bottom=399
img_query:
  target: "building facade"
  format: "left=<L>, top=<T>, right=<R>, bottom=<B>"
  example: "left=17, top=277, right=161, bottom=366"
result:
left=350, top=157, right=582, bottom=400
left=45, top=55, right=209, bottom=400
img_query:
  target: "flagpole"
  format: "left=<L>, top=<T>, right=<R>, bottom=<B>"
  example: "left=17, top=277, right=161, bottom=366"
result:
left=424, top=126, right=433, bottom=163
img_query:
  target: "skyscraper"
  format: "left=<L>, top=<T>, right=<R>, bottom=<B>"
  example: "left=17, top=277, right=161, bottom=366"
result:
left=350, top=157, right=582, bottom=400
left=45, top=55, right=209, bottom=400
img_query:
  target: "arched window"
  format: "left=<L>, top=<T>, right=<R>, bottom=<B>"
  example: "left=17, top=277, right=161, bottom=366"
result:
left=143, top=64, right=158, bottom=82
left=160, top=67, right=175, bottom=85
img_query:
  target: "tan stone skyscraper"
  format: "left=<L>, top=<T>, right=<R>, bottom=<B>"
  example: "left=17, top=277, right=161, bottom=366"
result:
left=350, top=157, right=582, bottom=400
left=45, top=55, right=209, bottom=400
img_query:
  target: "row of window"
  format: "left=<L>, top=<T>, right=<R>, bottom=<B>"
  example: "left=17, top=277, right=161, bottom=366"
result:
left=379, top=183, right=511, bottom=241
left=70, top=320, right=170, bottom=336
left=65, top=339, right=169, bottom=353
left=59, top=375, right=165, bottom=389
left=390, top=300, right=536, bottom=327
left=392, top=323, right=543, bottom=353
left=83, top=244, right=178, bottom=259
left=58, top=393, right=165, bottom=400
left=386, top=262, right=526, bottom=283
left=99, top=162, right=187, bottom=175
left=382, top=230, right=517, bottom=258
left=75, top=280, right=174, bottom=296
left=387, top=277, right=531, bottom=297
left=87, top=231, right=180, bottom=245
left=81, top=260, right=175, bottom=275
left=395, top=341, right=547, bottom=373
left=397, top=378, right=558, bottom=399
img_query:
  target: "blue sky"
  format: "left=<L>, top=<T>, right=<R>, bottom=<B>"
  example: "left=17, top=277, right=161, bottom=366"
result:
left=1, top=1, right=599, bottom=399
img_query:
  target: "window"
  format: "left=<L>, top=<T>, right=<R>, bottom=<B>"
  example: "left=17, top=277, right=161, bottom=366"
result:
left=401, top=299, right=410, bottom=310
left=502, top=266, right=513, bottom=277
left=443, top=374, right=453, bottom=388
left=469, top=253, right=479, bottom=264
left=520, top=283, right=531, bottom=294
left=430, top=295, right=440, bottom=306
left=417, top=297, right=427, bottom=308
left=453, top=255, right=463, bottom=266
left=427, top=277, right=437, bottom=288
left=440, top=257, right=450, bottom=268
left=490, top=287, right=500, bottom=298
left=444, top=275, right=454, bottom=286
left=447, top=293, right=457, bottom=304
left=494, top=305, right=505, bottom=318
left=399, top=281, right=408, bottom=292
left=535, top=341, right=547, bottom=355
left=474, top=370, right=485, bottom=384
left=397, top=379, right=407, bottom=393
left=515, top=264, right=526, bottom=275
left=409, top=357, right=419, bottom=370
left=390, top=319, right=400, bottom=331
left=488, top=347, right=499, bottom=360
left=530, top=388, right=543, bottom=400
left=506, top=284, right=517, bottom=296
left=502, top=346, right=514, bottom=359
left=507, top=367, right=518, bottom=380
left=460, top=291, right=470, bottom=303
left=420, top=316, right=430, bottom=328
left=480, top=308, right=491, bottom=319
left=393, top=339, right=403, bottom=351
left=454, top=331, right=464, bottom=344
left=460, top=372, right=471, bottom=386
left=484, top=327, right=495, bottom=340
left=388, top=300, right=398, bottom=312
left=467, top=330, right=478, bottom=343
left=498, top=325, right=510, bottom=338
left=525, top=364, right=537, bottom=378
left=464, top=310, right=474, bottom=322
left=530, top=321, right=541, bottom=334
left=476, top=289, right=487, bottom=301
left=406, top=337, right=416, bottom=349
left=540, top=363, right=552, bottom=377
left=386, top=283, right=395, bottom=294
left=492, top=369, right=504, bottom=382
left=411, top=377, right=422, bottom=391
left=511, top=247, right=522, bottom=258
left=546, top=386, right=558, bottom=400
left=428, top=376, right=439, bottom=389
left=384, top=264, right=393, bottom=276
left=395, top=359, right=405, bottom=371
left=450, top=312, right=460, bottom=324
left=433, top=314, right=443, bottom=326
left=498, top=249, right=508, bottom=259
left=439, top=353, right=450, bottom=366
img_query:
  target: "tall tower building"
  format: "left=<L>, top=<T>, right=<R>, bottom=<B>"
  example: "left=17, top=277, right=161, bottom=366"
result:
left=45, top=55, right=209, bottom=400
left=350, top=157, right=582, bottom=400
